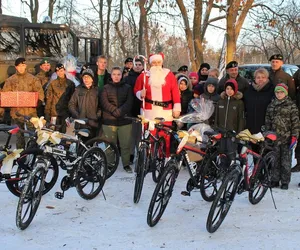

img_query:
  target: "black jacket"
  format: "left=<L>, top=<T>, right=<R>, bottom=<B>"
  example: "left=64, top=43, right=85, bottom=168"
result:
left=244, top=81, right=274, bottom=134
left=100, top=81, right=133, bottom=126
left=123, top=70, right=142, bottom=117
left=218, top=74, right=249, bottom=94
left=180, top=88, right=193, bottom=115
left=93, top=69, right=111, bottom=90
left=270, top=68, right=295, bottom=100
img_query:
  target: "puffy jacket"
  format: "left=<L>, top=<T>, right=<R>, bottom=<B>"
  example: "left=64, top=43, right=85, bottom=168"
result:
left=215, top=91, right=245, bottom=133
left=2, top=72, right=44, bottom=119
left=265, top=96, right=299, bottom=144
left=68, top=85, right=101, bottom=128
left=100, top=81, right=133, bottom=126
left=244, top=81, right=274, bottom=134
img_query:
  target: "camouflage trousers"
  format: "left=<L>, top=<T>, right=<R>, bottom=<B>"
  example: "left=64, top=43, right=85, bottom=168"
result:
left=12, top=119, right=34, bottom=149
left=272, top=144, right=292, bottom=185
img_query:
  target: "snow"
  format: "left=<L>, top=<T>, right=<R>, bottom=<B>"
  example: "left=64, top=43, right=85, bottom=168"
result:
left=1, top=161, right=300, bottom=250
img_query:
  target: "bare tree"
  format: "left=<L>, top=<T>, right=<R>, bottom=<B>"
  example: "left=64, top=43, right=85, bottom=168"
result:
left=0, top=0, right=2, bottom=14
left=20, top=0, right=39, bottom=23
left=48, top=0, right=57, bottom=21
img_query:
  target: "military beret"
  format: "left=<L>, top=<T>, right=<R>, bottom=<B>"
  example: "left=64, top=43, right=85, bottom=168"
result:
left=124, top=57, right=133, bottom=64
left=226, top=61, right=238, bottom=69
left=269, top=54, right=283, bottom=61
left=40, top=58, right=50, bottom=65
left=15, top=57, right=26, bottom=66
left=55, top=63, right=65, bottom=71
left=178, top=65, right=188, bottom=72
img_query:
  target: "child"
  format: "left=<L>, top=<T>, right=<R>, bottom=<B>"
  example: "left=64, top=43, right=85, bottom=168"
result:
left=189, top=72, right=199, bottom=88
left=215, top=79, right=244, bottom=133
left=208, top=68, right=220, bottom=79
left=178, top=76, right=193, bottom=115
left=265, top=83, right=299, bottom=190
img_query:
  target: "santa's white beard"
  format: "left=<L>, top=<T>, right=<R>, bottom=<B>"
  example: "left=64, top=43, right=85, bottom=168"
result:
left=149, top=66, right=166, bottom=88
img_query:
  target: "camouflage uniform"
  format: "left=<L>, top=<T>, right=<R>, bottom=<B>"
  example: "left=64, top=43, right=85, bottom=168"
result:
left=35, top=70, right=51, bottom=88
left=2, top=72, right=44, bottom=148
left=265, top=96, right=299, bottom=184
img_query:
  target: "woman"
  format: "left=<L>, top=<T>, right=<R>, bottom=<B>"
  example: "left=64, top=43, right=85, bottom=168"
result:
left=100, top=67, right=133, bottom=173
left=244, top=68, right=274, bottom=134
left=178, top=76, right=193, bottom=115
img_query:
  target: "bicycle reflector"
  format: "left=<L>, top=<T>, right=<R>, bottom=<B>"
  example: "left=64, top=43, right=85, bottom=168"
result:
left=9, top=126, right=20, bottom=135
left=212, top=133, right=222, bottom=140
left=264, top=132, right=277, bottom=141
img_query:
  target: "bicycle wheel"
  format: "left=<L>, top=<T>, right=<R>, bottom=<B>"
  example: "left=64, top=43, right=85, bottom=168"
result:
left=6, top=149, right=59, bottom=197
left=75, top=147, right=107, bottom=200
left=147, top=159, right=178, bottom=227
left=85, top=137, right=119, bottom=179
left=248, top=151, right=275, bottom=205
left=152, top=137, right=166, bottom=183
left=133, top=144, right=148, bottom=204
left=206, top=166, right=240, bottom=233
left=16, top=159, right=46, bottom=230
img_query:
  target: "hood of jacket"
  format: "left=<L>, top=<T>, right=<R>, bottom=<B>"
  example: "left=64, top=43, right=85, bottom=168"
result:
left=220, top=91, right=243, bottom=100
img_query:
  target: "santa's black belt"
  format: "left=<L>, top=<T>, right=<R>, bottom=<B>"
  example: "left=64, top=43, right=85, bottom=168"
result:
left=145, top=98, right=172, bottom=108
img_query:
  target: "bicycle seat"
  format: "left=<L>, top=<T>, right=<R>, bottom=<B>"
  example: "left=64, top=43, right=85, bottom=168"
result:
left=75, top=129, right=90, bottom=137
left=0, top=124, right=19, bottom=134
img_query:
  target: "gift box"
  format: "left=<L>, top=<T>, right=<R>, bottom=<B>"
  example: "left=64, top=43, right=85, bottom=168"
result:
left=0, top=92, right=39, bottom=107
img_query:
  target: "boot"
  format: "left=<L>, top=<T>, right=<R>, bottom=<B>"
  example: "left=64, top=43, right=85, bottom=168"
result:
left=291, top=163, right=300, bottom=172
left=271, top=181, right=279, bottom=188
left=281, top=184, right=289, bottom=190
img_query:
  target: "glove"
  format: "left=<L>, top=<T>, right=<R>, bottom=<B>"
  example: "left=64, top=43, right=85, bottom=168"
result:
left=290, top=136, right=297, bottom=150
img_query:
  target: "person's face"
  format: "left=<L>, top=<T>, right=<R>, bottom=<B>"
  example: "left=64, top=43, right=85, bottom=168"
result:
left=97, top=58, right=107, bottom=71
left=179, top=80, right=188, bottom=91
left=227, top=67, right=239, bottom=79
left=208, top=71, right=218, bottom=78
left=193, top=93, right=200, bottom=98
left=111, top=69, right=122, bottom=83
left=15, top=63, right=27, bottom=74
left=255, top=73, right=268, bottom=85
left=275, top=90, right=286, bottom=100
left=200, top=67, right=209, bottom=76
left=271, top=60, right=283, bottom=71
left=225, top=86, right=234, bottom=97
left=133, top=61, right=143, bottom=73
left=83, top=75, right=93, bottom=88
left=190, top=76, right=198, bottom=85
left=151, top=60, right=163, bottom=67
left=40, top=63, right=51, bottom=72
left=56, top=68, right=65, bottom=78
left=207, top=84, right=215, bottom=94
left=125, top=61, right=133, bottom=69
left=180, top=70, right=188, bottom=76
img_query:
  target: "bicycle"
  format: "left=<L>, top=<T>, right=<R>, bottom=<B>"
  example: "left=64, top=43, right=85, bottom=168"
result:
left=125, top=115, right=167, bottom=204
left=16, top=119, right=107, bottom=230
left=206, top=130, right=277, bottom=233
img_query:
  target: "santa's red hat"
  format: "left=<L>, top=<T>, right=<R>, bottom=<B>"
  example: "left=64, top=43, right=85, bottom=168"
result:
left=149, top=52, right=164, bottom=64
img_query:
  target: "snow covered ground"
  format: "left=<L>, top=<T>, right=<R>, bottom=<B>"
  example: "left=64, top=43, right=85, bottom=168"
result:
left=1, top=160, right=300, bottom=250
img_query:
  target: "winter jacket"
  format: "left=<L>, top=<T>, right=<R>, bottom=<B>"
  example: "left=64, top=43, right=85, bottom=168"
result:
left=36, top=70, right=51, bottom=88
left=93, top=69, right=111, bottom=90
left=215, top=91, right=245, bottom=133
left=270, top=68, right=295, bottom=100
left=123, top=70, right=142, bottom=117
left=180, top=88, right=193, bottom=115
left=243, top=81, right=274, bottom=134
left=45, top=77, right=75, bottom=118
left=68, top=84, right=101, bottom=128
left=100, top=81, right=133, bottom=126
left=218, top=74, right=249, bottom=94
left=293, top=69, right=300, bottom=108
left=55, top=80, right=76, bottom=118
left=265, top=96, right=299, bottom=145
left=2, top=72, right=44, bottom=119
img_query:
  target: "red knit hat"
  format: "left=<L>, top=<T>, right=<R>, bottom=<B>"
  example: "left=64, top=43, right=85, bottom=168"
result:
left=149, top=52, right=164, bottom=64
left=189, top=72, right=199, bottom=82
left=224, top=79, right=238, bottom=95
left=275, top=83, right=288, bottom=96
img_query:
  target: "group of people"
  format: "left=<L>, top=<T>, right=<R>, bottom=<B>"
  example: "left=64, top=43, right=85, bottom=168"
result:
left=1, top=52, right=300, bottom=189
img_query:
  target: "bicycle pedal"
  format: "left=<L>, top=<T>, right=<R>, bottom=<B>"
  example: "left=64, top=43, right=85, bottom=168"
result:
left=181, top=191, right=191, bottom=196
left=54, top=192, right=64, bottom=199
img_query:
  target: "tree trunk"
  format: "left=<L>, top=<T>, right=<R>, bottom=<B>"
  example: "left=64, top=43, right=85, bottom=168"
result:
left=138, top=0, right=146, bottom=55
left=0, top=0, right=2, bottom=14
left=105, top=0, right=112, bottom=64
left=114, top=0, right=128, bottom=57
left=48, top=0, right=56, bottom=21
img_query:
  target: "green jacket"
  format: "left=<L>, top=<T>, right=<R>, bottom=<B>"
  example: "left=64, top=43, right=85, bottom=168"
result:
left=265, top=96, right=299, bottom=144
left=215, top=91, right=245, bottom=133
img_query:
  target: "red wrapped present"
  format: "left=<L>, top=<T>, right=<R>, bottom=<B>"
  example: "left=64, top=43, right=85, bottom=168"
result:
left=0, top=92, right=39, bottom=107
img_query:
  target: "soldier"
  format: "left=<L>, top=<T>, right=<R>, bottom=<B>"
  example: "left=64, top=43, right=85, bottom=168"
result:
left=2, top=57, right=44, bottom=148
left=265, top=83, right=299, bottom=190
left=269, top=54, right=295, bottom=99
left=122, top=57, right=134, bottom=77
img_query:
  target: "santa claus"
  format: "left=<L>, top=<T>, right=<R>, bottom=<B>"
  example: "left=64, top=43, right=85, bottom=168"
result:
left=134, top=52, right=181, bottom=121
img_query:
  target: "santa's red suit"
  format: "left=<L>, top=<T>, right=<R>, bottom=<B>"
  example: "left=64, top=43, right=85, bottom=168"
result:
left=134, top=69, right=181, bottom=121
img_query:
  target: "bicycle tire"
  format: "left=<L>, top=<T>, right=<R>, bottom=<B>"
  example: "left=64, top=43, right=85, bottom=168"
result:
left=206, top=166, right=240, bottom=233
left=16, top=159, right=46, bottom=230
left=152, top=137, right=166, bottom=183
left=84, top=137, right=119, bottom=179
left=248, top=151, right=275, bottom=205
left=147, top=159, right=178, bottom=227
left=75, top=147, right=107, bottom=200
left=6, top=149, right=59, bottom=197
left=133, top=144, right=148, bottom=204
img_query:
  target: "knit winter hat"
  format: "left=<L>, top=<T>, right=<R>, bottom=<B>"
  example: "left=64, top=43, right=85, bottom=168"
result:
left=199, top=63, right=210, bottom=71
left=275, top=83, right=288, bottom=96
left=178, top=76, right=188, bottom=85
left=224, top=79, right=238, bottom=95
left=82, top=68, right=94, bottom=79
left=204, top=77, right=218, bottom=91
left=189, top=72, right=199, bottom=82
left=193, top=84, right=202, bottom=95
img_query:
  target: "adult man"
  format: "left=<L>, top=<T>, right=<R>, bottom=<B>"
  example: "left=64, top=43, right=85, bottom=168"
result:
left=2, top=58, right=44, bottom=148
left=93, top=55, right=111, bottom=91
left=123, top=57, right=134, bottom=77
left=124, top=58, right=144, bottom=164
left=269, top=54, right=295, bottom=99
left=134, top=52, right=181, bottom=155
left=218, top=61, right=249, bottom=94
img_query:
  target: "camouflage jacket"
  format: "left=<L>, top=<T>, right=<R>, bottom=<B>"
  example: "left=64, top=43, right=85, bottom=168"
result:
left=45, top=77, right=73, bottom=118
left=36, top=70, right=51, bottom=87
left=265, top=96, right=299, bottom=144
left=2, top=72, right=44, bottom=119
